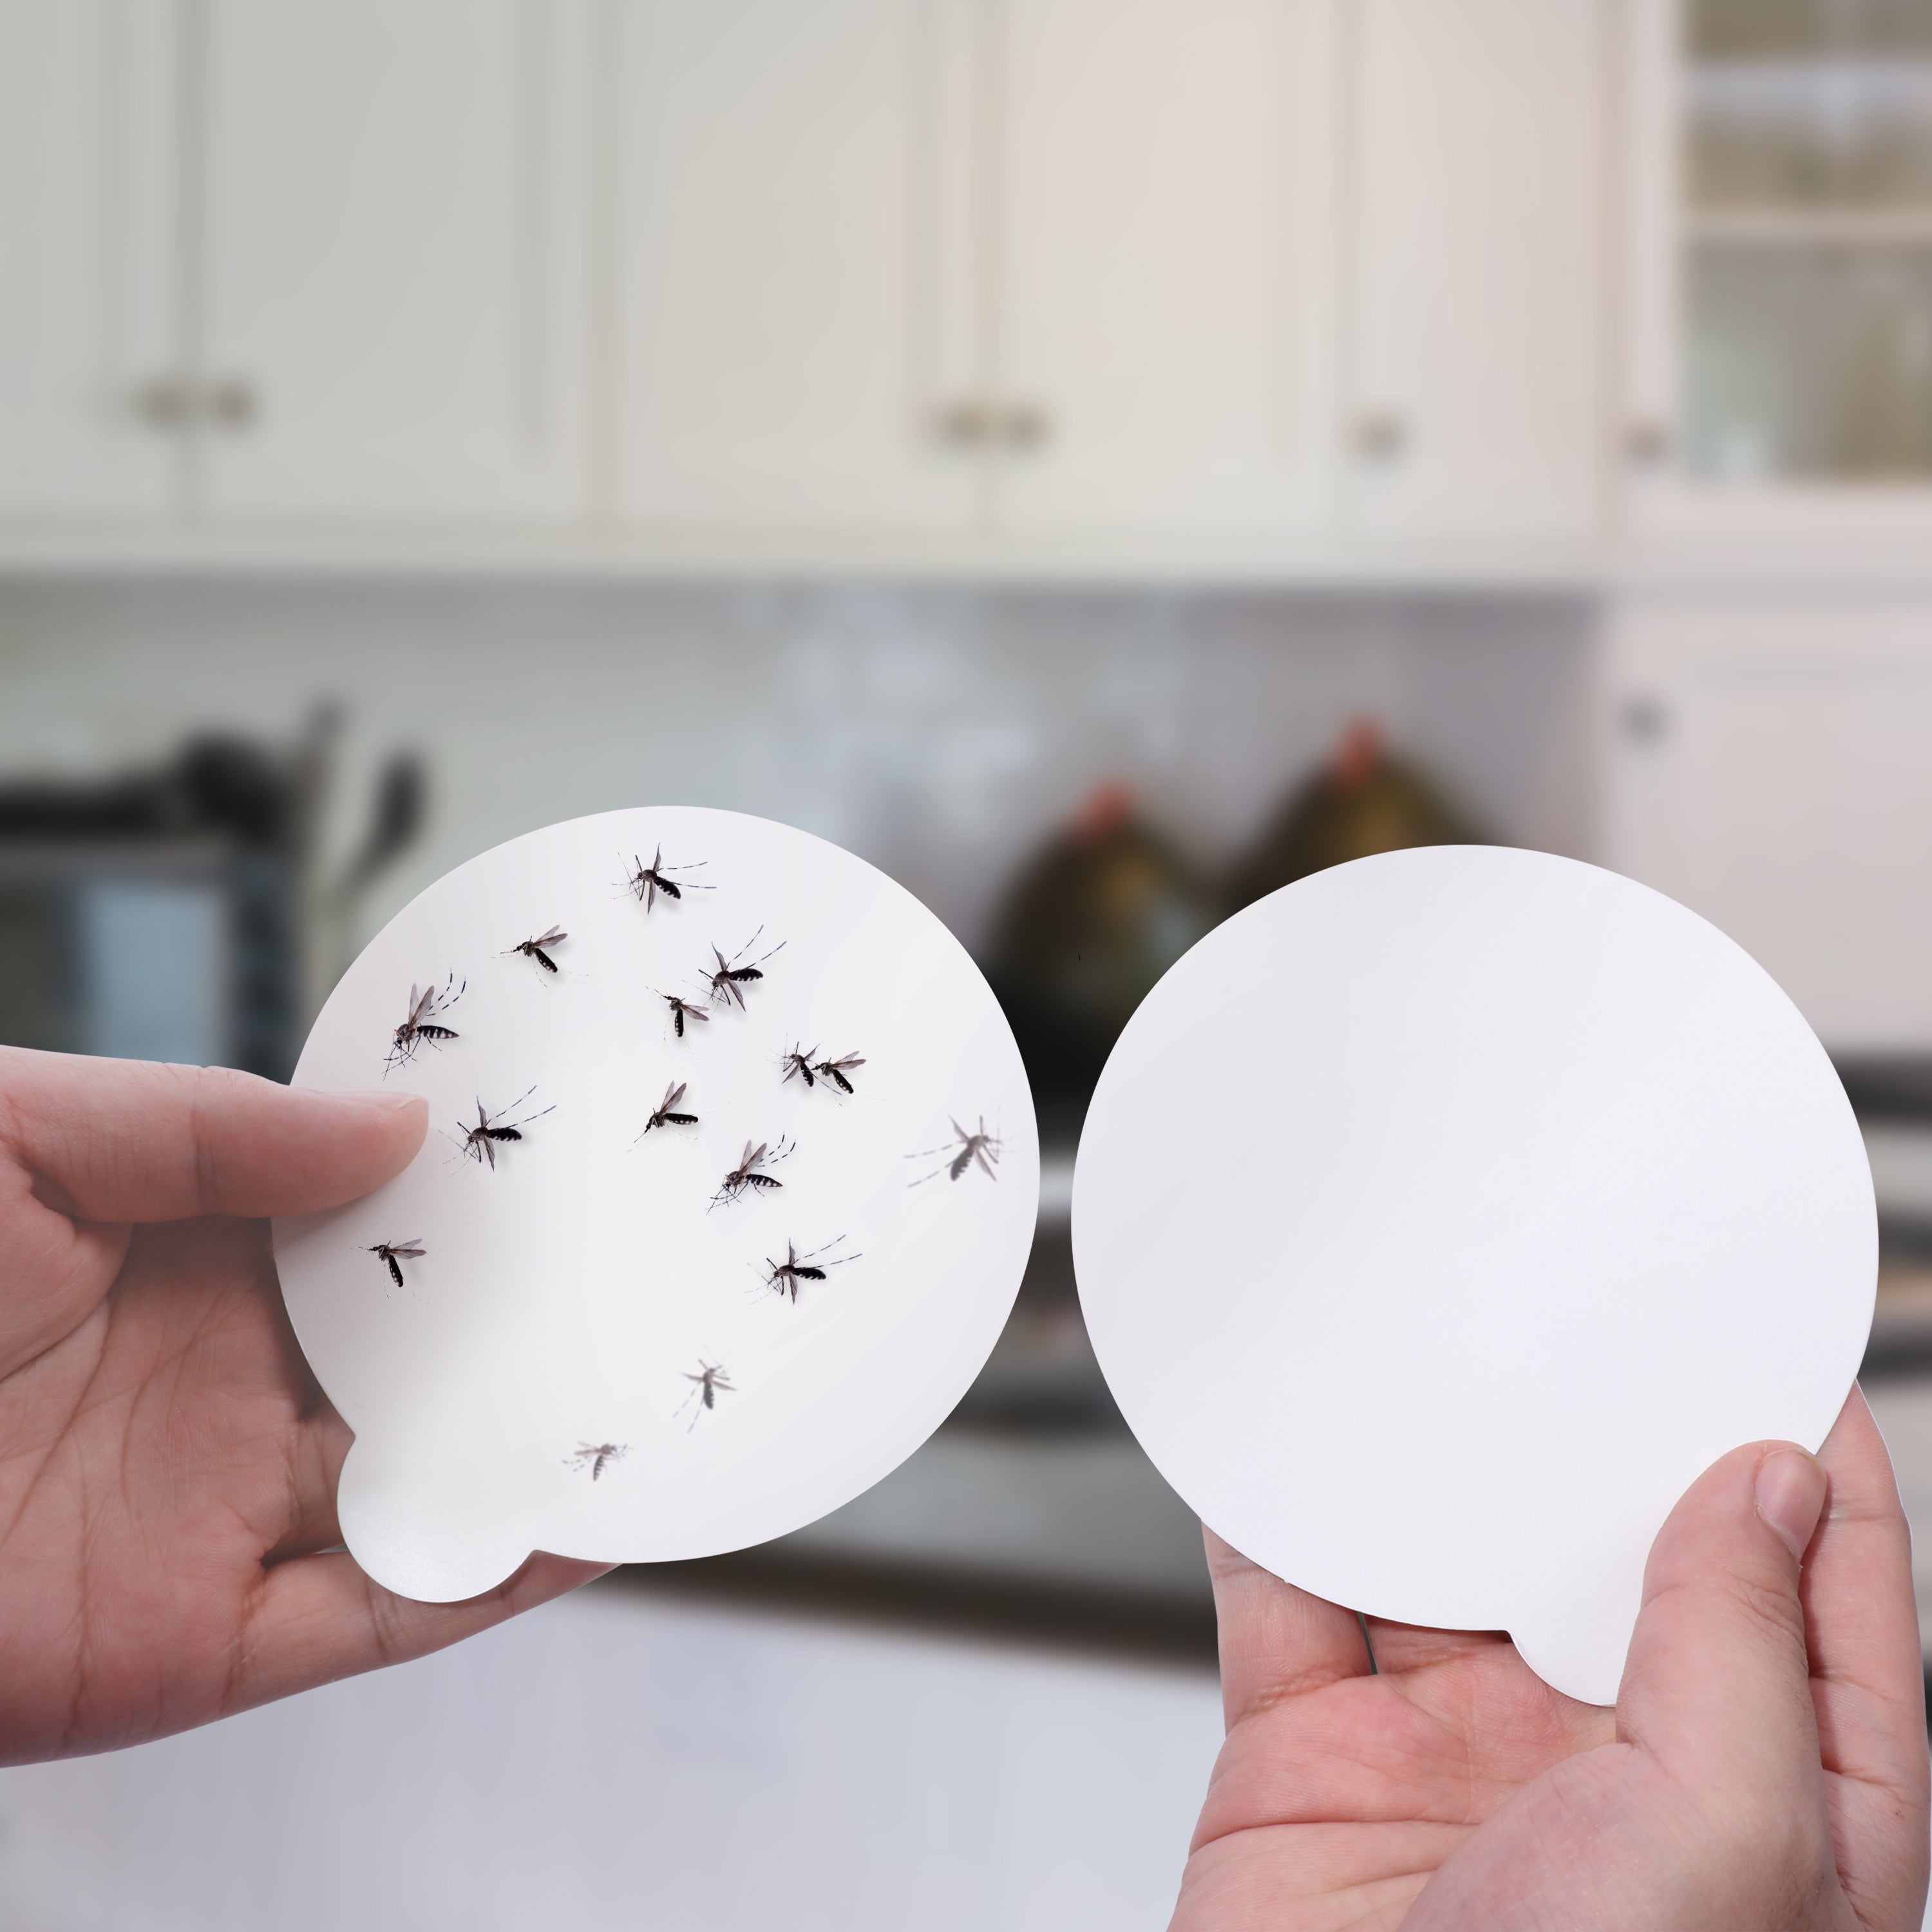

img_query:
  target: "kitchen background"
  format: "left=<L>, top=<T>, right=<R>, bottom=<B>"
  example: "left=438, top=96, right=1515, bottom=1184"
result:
left=6, top=0, right=1932, bottom=1926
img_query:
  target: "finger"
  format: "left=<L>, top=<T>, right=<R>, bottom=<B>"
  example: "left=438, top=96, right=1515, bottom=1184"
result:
left=1204, top=1526, right=1371, bottom=1728
left=229, top=1549, right=615, bottom=1717
left=1618, top=1437, right=1832, bottom=1807
left=1804, top=1388, right=1930, bottom=1930
left=0, top=1047, right=426, bottom=1222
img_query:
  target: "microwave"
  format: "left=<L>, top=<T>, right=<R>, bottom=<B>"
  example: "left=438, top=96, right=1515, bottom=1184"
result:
left=0, top=741, right=307, bottom=1081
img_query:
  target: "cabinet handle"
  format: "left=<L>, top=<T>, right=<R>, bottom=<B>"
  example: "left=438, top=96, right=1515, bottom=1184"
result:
left=1352, top=411, right=1408, bottom=461
left=932, top=399, right=1052, bottom=451
left=130, top=376, right=260, bottom=431
left=932, top=399, right=995, bottom=446
left=131, top=376, right=194, bottom=429
left=205, top=378, right=259, bottom=430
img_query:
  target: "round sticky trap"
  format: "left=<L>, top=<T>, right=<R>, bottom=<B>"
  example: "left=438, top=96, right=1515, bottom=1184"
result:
left=1072, top=846, right=1874, bottom=1705
left=272, top=808, right=1036, bottom=1603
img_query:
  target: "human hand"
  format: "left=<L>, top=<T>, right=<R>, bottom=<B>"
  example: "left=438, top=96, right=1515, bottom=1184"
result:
left=1175, top=1386, right=1929, bottom=1930
left=0, top=1046, right=607, bottom=1765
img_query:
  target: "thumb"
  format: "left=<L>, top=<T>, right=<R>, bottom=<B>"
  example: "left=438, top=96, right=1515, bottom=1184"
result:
left=0, top=1048, right=428, bottom=1223
left=0, top=1048, right=428, bottom=1376
left=1617, top=1439, right=1830, bottom=1789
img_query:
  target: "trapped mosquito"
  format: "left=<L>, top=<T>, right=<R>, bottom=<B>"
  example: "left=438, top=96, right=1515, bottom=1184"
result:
left=567, top=1442, right=628, bottom=1481
left=507, top=927, right=567, bottom=973
left=364, top=1238, right=424, bottom=1290
left=705, top=928, right=786, bottom=1010
left=637, top=1081, right=698, bottom=1138
left=625, top=845, right=712, bottom=913
left=781, top=1046, right=866, bottom=1094
left=713, top=1136, right=794, bottom=1206
left=909, top=1115, right=1001, bottom=1186
left=455, top=1086, right=556, bottom=1169
left=676, top=1361, right=736, bottom=1430
left=385, top=974, right=464, bottom=1072
left=815, top=1051, right=864, bottom=1094
left=759, top=1236, right=860, bottom=1304
left=657, top=990, right=710, bottom=1039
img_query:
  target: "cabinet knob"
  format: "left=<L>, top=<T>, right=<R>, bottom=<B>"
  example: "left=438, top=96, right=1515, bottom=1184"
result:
left=1618, top=694, right=1671, bottom=746
left=932, top=399, right=995, bottom=446
left=1625, top=419, right=1671, bottom=466
left=131, top=376, right=194, bottom=429
left=1352, top=411, right=1408, bottom=460
left=997, top=402, right=1050, bottom=451
left=206, top=379, right=259, bottom=430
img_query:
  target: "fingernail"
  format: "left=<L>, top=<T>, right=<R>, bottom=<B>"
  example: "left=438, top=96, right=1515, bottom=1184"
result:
left=341, top=1090, right=427, bottom=1115
left=1755, top=1448, right=1827, bottom=1561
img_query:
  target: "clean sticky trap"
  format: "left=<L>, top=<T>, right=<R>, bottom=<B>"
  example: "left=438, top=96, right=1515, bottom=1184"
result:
left=1072, top=845, right=1875, bottom=1705
left=272, top=808, right=1037, bottom=1602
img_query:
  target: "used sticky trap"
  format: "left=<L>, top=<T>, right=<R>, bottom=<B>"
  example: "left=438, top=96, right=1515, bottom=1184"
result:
left=272, top=808, right=1037, bottom=1603
left=1072, top=846, right=1875, bottom=1706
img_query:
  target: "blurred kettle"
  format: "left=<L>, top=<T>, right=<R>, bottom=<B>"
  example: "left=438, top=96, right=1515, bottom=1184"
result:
left=987, top=782, right=1220, bottom=1134
left=1227, top=716, right=1483, bottom=911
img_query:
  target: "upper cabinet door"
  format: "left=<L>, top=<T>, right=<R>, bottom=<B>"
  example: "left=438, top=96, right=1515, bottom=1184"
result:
left=199, top=0, right=592, bottom=522
left=1345, top=0, right=1609, bottom=542
left=616, top=0, right=978, bottom=535
left=0, top=0, right=180, bottom=518
left=1603, top=600, right=1932, bottom=1049
left=993, top=0, right=1330, bottom=540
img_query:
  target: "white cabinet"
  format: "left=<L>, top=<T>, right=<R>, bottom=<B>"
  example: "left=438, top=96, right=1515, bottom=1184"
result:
left=617, top=0, right=1327, bottom=545
left=992, top=0, right=1331, bottom=540
left=0, top=0, right=179, bottom=518
left=1345, top=0, right=1609, bottom=542
left=1622, top=0, right=1932, bottom=555
left=199, top=0, right=593, bottom=522
left=1602, top=598, right=1932, bottom=1048
left=0, top=0, right=1625, bottom=566
left=615, top=0, right=976, bottom=534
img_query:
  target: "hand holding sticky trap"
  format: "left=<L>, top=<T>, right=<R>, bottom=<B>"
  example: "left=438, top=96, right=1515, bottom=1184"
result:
left=274, top=807, right=1037, bottom=1602
left=1073, top=845, right=1875, bottom=1705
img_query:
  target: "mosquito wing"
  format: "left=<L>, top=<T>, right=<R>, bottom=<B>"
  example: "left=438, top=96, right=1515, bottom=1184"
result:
left=664, top=1081, right=687, bottom=1110
left=535, top=926, right=567, bottom=947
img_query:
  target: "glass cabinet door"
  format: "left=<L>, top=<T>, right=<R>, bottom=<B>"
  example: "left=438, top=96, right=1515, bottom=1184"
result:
left=1682, top=0, right=1932, bottom=482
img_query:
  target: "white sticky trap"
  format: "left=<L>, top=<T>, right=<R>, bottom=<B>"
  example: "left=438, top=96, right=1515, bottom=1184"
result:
left=272, top=808, right=1036, bottom=1603
left=1072, top=846, right=1875, bottom=1705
